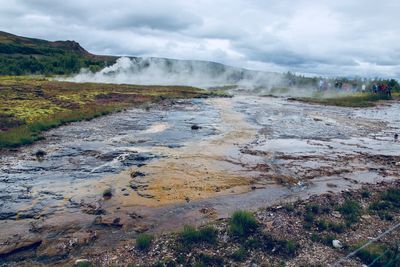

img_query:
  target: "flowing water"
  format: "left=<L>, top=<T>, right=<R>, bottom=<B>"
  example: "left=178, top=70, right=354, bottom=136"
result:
left=1, top=95, right=399, bottom=263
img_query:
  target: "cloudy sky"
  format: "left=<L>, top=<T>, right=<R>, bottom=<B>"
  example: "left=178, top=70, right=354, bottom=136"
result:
left=1, top=0, right=399, bottom=78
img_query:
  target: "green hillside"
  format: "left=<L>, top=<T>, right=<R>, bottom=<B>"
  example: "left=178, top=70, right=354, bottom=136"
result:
left=0, top=31, right=116, bottom=75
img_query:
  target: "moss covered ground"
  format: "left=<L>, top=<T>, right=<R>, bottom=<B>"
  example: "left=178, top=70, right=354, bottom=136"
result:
left=0, top=76, right=211, bottom=148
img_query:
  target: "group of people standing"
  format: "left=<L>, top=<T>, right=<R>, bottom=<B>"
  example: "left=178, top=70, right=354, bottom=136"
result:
left=372, top=83, right=392, bottom=96
left=318, top=79, right=393, bottom=96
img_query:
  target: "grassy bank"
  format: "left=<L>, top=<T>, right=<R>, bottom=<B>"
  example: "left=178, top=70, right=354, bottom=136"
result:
left=86, top=181, right=400, bottom=266
left=291, top=92, right=397, bottom=107
left=0, top=76, right=211, bottom=148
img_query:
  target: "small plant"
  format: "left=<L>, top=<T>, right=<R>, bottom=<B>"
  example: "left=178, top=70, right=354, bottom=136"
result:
left=353, top=242, right=396, bottom=266
left=306, top=204, right=321, bottom=215
left=337, top=200, right=362, bottom=225
left=283, top=203, right=295, bottom=212
left=229, top=210, right=258, bottom=238
left=304, top=210, right=315, bottom=223
left=381, top=188, right=400, bottom=209
left=102, top=187, right=112, bottom=199
left=136, top=233, right=153, bottom=251
left=261, top=234, right=299, bottom=258
left=361, top=190, right=371, bottom=198
left=315, top=219, right=345, bottom=233
left=195, top=253, right=224, bottom=266
left=179, top=225, right=218, bottom=245
left=377, top=210, right=394, bottom=221
left=231, top=247, right=248, bottom=262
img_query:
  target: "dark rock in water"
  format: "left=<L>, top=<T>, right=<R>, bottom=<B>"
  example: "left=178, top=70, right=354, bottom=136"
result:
left=131, top=171, right=146, bottom=178
left=102, top=188, right=113, bottom=199
left=121, top=152, right=157, bottom=167
left=0, top=211, right=17, bottom=220
left=191, top=124, right=201, bottom=130
left=395, top=133, right=398, bottom=141
left=34, top=150, right=47, bottom=159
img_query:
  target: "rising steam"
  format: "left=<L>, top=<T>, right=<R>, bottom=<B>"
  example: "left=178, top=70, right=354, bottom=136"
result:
left=62, top=57, right=284, bottom=89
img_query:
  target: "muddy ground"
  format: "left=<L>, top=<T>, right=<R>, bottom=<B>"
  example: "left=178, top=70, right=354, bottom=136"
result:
left=0, top=95, right=399, bottom=266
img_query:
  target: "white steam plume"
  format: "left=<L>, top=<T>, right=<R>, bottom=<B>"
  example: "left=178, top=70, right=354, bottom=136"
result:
left=61, top=57, right=284, bottom=89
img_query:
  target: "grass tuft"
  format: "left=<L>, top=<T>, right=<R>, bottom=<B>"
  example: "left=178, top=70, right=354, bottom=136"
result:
left=136, top=233, right=153, bottom=251
left=229, top=210, right=258, bottom=238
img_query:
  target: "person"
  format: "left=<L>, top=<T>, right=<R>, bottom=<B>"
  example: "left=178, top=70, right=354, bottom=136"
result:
left=318, top=80, right=324, bottom=90
left=372, top=83, right=378, bottom=94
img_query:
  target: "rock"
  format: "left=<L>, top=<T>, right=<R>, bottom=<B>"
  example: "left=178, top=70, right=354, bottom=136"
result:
left=35, top=150, right=47, bottom=158
left=331, top=211, right=342, bottom=218
left=133, top=224, right=149, bottom=233
left=131, top=171, right=146, bottom=178
left=191, top=124, right=201, bottom=130
left=327, top=183, right=338, bottom=188
left=102, top=188, right=112, bottom=199
left=332, top=239, right=342, bottom=249
left=81, top=203, right=106, bottom=215
left=94, top=216, right=123, bottom=228
left=361, top=214, right=372, bottom=220
left=185, top=196, right=190, bottom=203
left=75, top=259, right=91, bottom=266
left=0, top=238, right=42, bottom=256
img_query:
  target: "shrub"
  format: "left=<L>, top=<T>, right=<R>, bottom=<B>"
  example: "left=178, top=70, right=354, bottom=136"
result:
left=354, top=242, right=395, bottom=266
left=315, top=219, right=345, bottom=233
left=304, top=211, right=315, bottom=223
left=369, top=200, right=393, bottom=211
left=195, top=253, right=224, bottom=266
left=231, top=247, right=248, bottom=262
left=306, top=204, right=321, bottom=214
left=361, top=190, right=371, bottom=198
left=180, top=225, right=218, bottom=245
left=377, top=211, right=394, bottom=221
left=381, top=189, right=400, bottom=208
left=229, top=210, right=258, bottom=238
left=337, top=200, right=362, bottom=225
left=262, top=234, right=299, bottom=258
left=136, top=233, right=153, bottom=251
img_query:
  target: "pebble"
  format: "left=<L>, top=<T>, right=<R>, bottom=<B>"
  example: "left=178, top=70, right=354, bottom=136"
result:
left=332, top=240, right=342, bottom=249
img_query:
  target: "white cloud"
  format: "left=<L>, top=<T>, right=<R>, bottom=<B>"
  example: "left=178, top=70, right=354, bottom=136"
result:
left=0, top=0, right=399, bottom=79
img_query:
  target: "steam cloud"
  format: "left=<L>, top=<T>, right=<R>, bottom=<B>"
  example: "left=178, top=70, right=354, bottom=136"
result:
left=63, top=57, right=284, bottom=89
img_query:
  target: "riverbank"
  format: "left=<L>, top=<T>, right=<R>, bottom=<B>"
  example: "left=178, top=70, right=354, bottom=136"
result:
left=65, top=180, right=400, bottom=266
left=0, top=76, right=213, bottom=148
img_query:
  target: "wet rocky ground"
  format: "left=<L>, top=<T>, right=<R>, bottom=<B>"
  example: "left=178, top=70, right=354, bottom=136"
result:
left=86, top=180, right=400, bottom=267
left=0, top=95, right=399, bottom=266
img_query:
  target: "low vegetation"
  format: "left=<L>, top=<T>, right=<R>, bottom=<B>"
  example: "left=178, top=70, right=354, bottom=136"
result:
left=136, top=233, right=154, bottom=251
left=179, top=225, right=218, bottom=245
left=0, top=76, right=213, bottom=148
left=229, top=210, right=258, bottom=238
left=337, top=200, right=362, bottom=225
left=353, top=242, right=400, bottom=267
left=292, top=92, right=395, bottom=107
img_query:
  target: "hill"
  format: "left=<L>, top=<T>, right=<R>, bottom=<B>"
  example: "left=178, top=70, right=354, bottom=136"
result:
left=0, top=31, right=117, bottom=75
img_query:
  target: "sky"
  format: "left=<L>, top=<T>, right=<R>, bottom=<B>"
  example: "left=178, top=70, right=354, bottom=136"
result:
left=1, top=0, right=399, bottom=79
